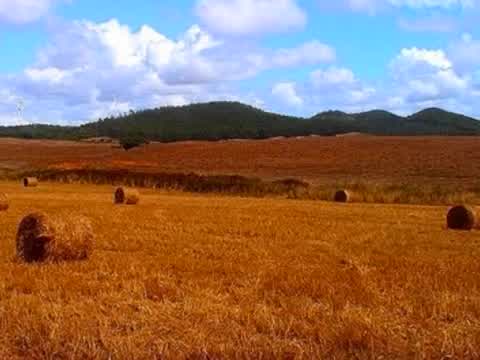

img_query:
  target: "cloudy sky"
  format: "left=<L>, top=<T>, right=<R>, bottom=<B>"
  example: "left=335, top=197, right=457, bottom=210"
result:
left=0, top=0, right=479, bottom=125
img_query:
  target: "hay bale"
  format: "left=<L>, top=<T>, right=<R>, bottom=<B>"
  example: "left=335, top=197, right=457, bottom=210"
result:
left=23, top=177, right=39, bottom=187
left=447, top=205, right=477, bottom=231
left=114, top=187, right=140, bottom=205
left=334, top=190, right=355, bottom=203
left=0, top=193, right=8, bottom=211
left=16, top=212, right=94, bottom=263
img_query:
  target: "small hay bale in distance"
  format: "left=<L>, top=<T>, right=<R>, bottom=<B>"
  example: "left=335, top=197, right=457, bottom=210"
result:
left=23, top=177, right=39, bottom=187
left=16, top=212, right=94, bottom=263
left=447, top=205, right=477, bottom=231
left=0, top=193, right=8, bottom=211
left=114, top=187, right=140, bottom=205
left=334, top=189, right=355, bottom=203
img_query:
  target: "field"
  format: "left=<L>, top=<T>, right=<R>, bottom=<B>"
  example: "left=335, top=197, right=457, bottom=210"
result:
left=1, top=136, right=480, bottom=358
left=1, top=136, right=480, bottom=187
left=1, top=182, right=480, bottom=359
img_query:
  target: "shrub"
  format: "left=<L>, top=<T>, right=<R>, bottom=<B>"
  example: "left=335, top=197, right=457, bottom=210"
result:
left=119, top=135, right=147, bottom=151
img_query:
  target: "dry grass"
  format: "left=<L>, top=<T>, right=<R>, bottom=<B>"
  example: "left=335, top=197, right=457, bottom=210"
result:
left=0, top=192, right=8, bottom=211
left=12, top=168, right=480, bottom=205
left=0, top=181, right=479, bottom=358
left=305, top=182, right=480, bottom=205
left=16, top=212, right=93, bottom=263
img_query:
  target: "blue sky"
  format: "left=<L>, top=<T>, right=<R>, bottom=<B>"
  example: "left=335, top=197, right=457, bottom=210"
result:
left=0, top=0, right=479, bottom=125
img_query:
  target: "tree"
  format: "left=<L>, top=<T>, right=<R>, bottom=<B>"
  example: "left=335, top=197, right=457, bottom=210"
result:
left=119, top=134, right=146, bottom=151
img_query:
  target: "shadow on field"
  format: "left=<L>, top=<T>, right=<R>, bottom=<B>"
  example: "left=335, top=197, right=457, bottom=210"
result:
left=22, top=169, right=310, bottom=197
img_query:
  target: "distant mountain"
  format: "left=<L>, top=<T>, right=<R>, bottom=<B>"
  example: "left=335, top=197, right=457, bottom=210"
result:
left=0, top=102, right=479, bottom=141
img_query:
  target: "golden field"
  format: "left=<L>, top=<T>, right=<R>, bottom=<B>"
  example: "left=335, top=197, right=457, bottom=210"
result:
left=1, top=182, right=480, bottom=359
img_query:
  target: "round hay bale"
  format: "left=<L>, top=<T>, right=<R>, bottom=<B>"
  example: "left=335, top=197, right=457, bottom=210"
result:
left=23, top=177, right=39, bottom=187
left=16, top=212, right=94, bottom=263
left=114, top=187, right=140, bottom=205
left=447, top=205, right=477, bottom=231
left=334, top=190, right=354, bottom=203
left=0, top=193, right=8, bottom=211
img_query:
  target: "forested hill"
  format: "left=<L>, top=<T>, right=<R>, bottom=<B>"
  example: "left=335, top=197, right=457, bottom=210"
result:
left=0, top=102, right=479, bottom=141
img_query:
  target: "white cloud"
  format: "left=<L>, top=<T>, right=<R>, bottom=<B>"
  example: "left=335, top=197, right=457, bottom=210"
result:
left=390, top=48, right=453, bottom=76
left=272, top=82, right=303, bottom=107
left=268, top=35, right=480, bottom=118
left=310, top=67, right=356, bottom=88
left=268, top=65, right=379, bottom=115
left=272, top=41, right=336, bottom=67
left=0, top=20, right=228, bottom=123
left=0, top=18, right=337, bottom=124
left=350, top=87, right=377, bottom=103
left=2, top=11, right=480, bottom=125
left=24, top=67, right=70, bottom=84
left=0, top=0, right=56, bottom=24
left=386, top=41, right=479, bottom=115
left=308, top=66, right=376, bottom=108
left=400, top=48, right=452, bottom=69
left=390, top=47, right=468, bottom=102
left=196, top=0, right=306, bottom=35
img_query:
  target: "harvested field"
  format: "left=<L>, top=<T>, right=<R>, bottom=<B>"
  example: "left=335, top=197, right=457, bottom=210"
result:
left=1, top=137, right=480, bottom=187
left=0, top=182, right=479, bottom=358
left=0, top=193, right=7, bottom=211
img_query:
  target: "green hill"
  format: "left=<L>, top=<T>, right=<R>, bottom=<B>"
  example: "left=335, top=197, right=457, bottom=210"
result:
left=0, top=102, right=479, bottom=141
left=404, top=108, right=480, bottom=135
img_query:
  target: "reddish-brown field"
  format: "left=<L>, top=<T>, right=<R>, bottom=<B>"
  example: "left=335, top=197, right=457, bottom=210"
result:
left=1, top=136, right=479, bottom=186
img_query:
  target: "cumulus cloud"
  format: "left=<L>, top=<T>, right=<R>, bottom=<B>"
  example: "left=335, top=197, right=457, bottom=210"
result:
left=309, top=66, right=376, bottom=108
left=272, top=82, right=303, bottom=107
left=196, top=0, right=306, bottom=35
left=0, top=18, right=336, bottom=124
left=0, top=20, right=227, bottom=123
left=2, top=9, right=480, bottom=125
left=310, top=67, right=356, bottom=88
left=269, top=65, right=378, bottom=115
left=382, top=41, right=480, bottom=115
left=0, top=0, right=57, bottom=24
left=271, top=41, right=336, bottom=67
left=390, top=47, right=468, bottom=102
left=391, top=48, right=453, bottom=73
left=268, top=34, right=480, bottom=118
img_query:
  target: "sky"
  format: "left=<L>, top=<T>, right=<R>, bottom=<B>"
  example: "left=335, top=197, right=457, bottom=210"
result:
left=0, top=0, right=480, bottom=125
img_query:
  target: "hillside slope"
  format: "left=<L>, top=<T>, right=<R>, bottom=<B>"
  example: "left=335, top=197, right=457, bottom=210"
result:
left=0, top=102, right=479, bottom=141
